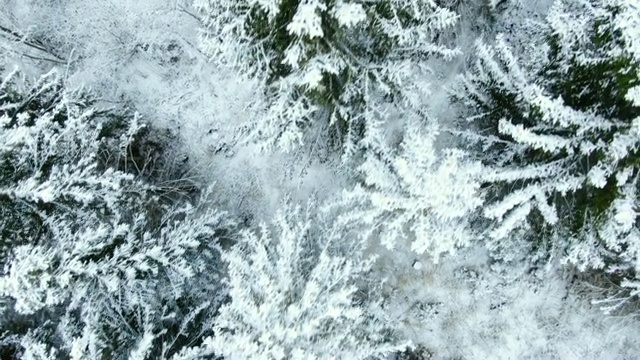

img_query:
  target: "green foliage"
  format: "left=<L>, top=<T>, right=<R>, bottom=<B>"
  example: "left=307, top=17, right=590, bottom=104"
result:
left=464, top=0, right=638, bottom=231
left=197, top=0, right=459, bottom=150
left=545, top=20, right=640, bottom=122
left=456, top=0, right=640, bottom=309
left=543, top=3, right=639, bottom=233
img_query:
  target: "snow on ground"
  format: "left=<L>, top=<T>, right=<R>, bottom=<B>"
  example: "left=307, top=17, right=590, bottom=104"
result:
left=381, top=243, right=640, bottom=359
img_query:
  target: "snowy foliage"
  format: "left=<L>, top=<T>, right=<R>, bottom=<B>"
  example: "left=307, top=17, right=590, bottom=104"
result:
left=0, top=69, right=232, bottom=358
left=174, top=204, right=407, bottom=360
left=195, top=0, right=460, bottom=152
left=2, top=0, right=640, bottom=357
left=456, top=0, right=640, bottom=309
left=333, top=120, right=484, bottom=260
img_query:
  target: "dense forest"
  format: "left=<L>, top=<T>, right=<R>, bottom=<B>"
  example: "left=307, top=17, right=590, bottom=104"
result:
left=0, top=0, right=639, bottom=358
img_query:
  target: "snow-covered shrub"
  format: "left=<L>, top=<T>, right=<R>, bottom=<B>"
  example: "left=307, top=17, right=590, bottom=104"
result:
left=195, top=0, right=460, bottom=152
left=0, top=68, right=233, bottom=358
left=174, top=203, right=407, bottom=360
left=331, top=120, right=484, bottom=260
left=455, top=0, right=640, bottom=310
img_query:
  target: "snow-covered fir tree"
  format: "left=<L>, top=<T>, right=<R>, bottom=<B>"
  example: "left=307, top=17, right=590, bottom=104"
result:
left=195, top=0, right=460, bottom=152
left=331, top=119, right=484, bottom=260
left=455, top=0, right=640, bottom=310
left=173, top=203, right=408, bottom=360
left=0, top=68, right=233, bottom=358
